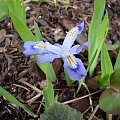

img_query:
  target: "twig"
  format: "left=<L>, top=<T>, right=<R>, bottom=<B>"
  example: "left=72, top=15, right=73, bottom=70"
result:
left=19, top=80, right=43, bottom=95
left=13, top=84, right=30, bottom=92
left=88, top=104, right=99, bottom=120
left=26, top=93, right=42, bottom=104
left=82, top=106, right=91, bottom=115
left=62, top=90, right=102, bottom=104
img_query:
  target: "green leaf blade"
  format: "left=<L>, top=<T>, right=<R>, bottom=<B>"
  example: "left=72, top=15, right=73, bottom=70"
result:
left=34, top=21, right=43, bottom=41
left=114, top=50, right=120, bottom=71
left=88, top=0, right=106, bottom=76
left=9, top=9, right=36, bottom=42
left=0, top=0, right=9, bottom=20
left=0, top=86, right=37, bottom=117
left=43, top=79, right=57, bottom=109
left=101, top=43, right=113, bottom=78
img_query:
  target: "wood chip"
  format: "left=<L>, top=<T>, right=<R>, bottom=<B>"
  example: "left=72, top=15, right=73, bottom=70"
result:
left=0, top=29, right=6, bottom=39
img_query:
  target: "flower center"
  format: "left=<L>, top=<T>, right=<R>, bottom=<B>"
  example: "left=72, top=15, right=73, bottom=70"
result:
left=66, top=55, right=77, bottom=69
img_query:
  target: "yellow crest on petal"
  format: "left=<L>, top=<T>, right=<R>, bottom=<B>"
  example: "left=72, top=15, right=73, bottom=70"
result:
left=38, top=45, right=46, bottom=48
left=69, top=29, right=77, bottom=36
left=66, top=55, right=77, bottom=69
left=33, top=43, right=46, bottom=49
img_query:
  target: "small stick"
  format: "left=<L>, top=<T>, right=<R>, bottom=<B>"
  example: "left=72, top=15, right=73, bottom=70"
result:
left=82, top=106, right=91, bottom=115
left=26, top=93, right=41, bottom=104
left=62, top=90, right=102, bottom=104
left=88, top=104, right=99, bottom=120
left=19, top=80, right=43, bottom=95
left=13, top=84, right=30, bottom=92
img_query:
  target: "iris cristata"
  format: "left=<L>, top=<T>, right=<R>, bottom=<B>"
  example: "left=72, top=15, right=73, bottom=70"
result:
left=23, top=21, right=89, bottom=80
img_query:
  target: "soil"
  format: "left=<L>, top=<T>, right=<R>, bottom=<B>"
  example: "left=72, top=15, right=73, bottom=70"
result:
left=0, top=0, right=120, bottom=120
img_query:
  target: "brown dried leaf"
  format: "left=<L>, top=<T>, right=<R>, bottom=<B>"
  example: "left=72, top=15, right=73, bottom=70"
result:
left=0, top=38, right=5, bottom=43
left=5, top=37, right=11, bottom=47
left=0, top=29, right=6, bottom=39
left=4, top=53, right=12, bottom=70
left=54, top=26, right=65, bottom=42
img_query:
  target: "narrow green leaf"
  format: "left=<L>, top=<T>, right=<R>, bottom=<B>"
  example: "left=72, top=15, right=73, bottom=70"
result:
left=101, top=43, right=113, bottom=78
left=39, top=102, right=84, bottom=120
left=43, top=78, right=57, bottom=109
left=14, top=0, right=26, bottom=23
left=9, top=9, right=36, bottom=42
left=88, top=12, right=109, bottom=76
left=97, top=74, right=110, bottom=89
left=39, top=63, right=57, bottom=82
left=97, top=12, right=109, bottom=50
left=88, top=0, right=106, bottom=63
left=34, top=21, right=43, bottom=41
left=7, top=0, right=26, bottom=23
left=0, top=86, right=37, bottom=117
left=88, top=0, right=106, bottom=76
left=114, top=50, right=120, bottom=71
left=7, top=0, right=15, bottom=12
left=0, top=0, right=9, bottom=20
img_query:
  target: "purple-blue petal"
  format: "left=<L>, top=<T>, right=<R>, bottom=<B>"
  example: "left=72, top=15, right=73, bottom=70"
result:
left=70, top=45, right=81, bottom=54
left=46, top=42, right=62, bottom=55
left=54, top=43, right=62, bottom=48
left=23, top=41, right=47, bottom=56
left=62, top=21, right=84, bottom=51
left=76, top=21, right=84, bottom=34
left=70, top=41, right=89, bottom=54
left=76, top=41, right=90, bottom=53
left=63, top=57, right=87, bottom=81
left=37, top=53, right=61, bottom=64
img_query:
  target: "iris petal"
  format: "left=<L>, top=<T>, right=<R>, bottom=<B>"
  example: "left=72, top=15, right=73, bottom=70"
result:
left=63, top=57, right=87, bottom=81
left=70, top=41, right=89, bottom=54
left=37, top=53, right=61, bottom=64
left=70, top=45, right=81, bottom=54
left=46, top=42, right=62, bottom=55
left=23, top=41, right=47, bottom=56
left=62, top=21, right=84, bottom=51
left=76, top=41, right=90, bottom=53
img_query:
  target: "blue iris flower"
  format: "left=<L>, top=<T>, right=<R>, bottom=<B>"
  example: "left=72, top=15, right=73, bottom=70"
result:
left=23, top=21, right=89, bottom=81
